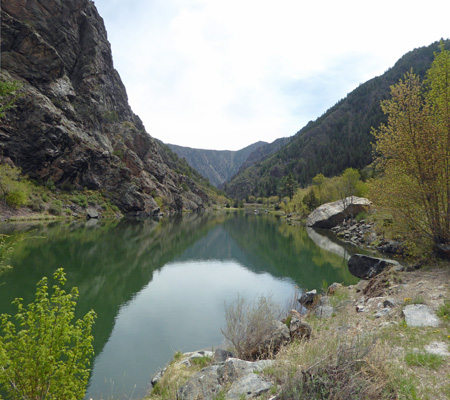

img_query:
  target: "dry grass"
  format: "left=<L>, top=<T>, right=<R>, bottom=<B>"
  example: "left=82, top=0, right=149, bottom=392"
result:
left=221, top=294, right=283, bottom=360
left=270, top=306, right=394, bottom=400
left=269, top=266, right=450, bottom=400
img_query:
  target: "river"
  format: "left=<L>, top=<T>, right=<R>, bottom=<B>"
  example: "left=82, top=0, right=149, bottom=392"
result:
left=0, top=212, right=361, bottom=399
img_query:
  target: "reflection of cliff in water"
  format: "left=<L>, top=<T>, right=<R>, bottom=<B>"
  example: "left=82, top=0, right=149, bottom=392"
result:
left=178, top=213, right=359, bottom=290
left=0, top=213, right=226, bottom=358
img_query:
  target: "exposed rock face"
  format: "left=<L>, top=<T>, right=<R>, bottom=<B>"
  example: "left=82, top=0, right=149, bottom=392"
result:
left=306, top=197, right=371, bottom=228
left=0, top=0, right=208, bottom=215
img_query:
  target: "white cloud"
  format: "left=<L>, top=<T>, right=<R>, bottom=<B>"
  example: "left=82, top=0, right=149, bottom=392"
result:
left=94, top=0, right=450, bottom=150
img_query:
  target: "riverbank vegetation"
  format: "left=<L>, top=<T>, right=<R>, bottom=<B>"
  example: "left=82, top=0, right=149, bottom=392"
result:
left=0, top=269, right=96, bottom=400
left=0, top=163, right=122, bottom=221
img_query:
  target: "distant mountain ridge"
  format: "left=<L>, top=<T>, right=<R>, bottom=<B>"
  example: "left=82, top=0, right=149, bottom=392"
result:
left=224, top=40, right=450, bottom=199
left=166, top=141, right=273, bottom=187
left=168, top=138, right=290, bottom=187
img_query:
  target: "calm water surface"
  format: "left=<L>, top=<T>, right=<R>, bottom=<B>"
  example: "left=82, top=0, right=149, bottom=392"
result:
left=0, top=212, right=360, bottom=399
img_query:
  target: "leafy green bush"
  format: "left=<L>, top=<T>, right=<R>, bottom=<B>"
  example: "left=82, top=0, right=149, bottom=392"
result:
left=5, top=190, right=27, bottom=209
left=0, top=164, right=30, bottom=207
left=71, top=194, right=87, bottom=208
left=0, top=269, right=96, bottom=400
left=28, top=196, right=45, bottom=212
left=355, top=212, right=368, bottom=222
left=48, top=200, right=63, bottom=215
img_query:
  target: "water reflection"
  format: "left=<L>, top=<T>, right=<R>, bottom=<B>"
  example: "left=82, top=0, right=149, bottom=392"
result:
left=0, top=213, right=359, bottom=399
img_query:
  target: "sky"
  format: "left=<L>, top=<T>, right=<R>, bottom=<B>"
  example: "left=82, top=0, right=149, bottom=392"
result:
left=93, top=0, right=450, bottom=151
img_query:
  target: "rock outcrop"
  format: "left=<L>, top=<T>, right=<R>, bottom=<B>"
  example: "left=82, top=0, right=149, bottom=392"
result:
left=306, top=197, right=371, bottom=228
left=177, top=357, right=275, bottom=400
left=348, top=254, right=403, bottom=280
left=0, top=0, right=209, bottom=216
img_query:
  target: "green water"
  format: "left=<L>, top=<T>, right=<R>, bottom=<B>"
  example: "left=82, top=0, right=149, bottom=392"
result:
left=0, top=212, right=359, bottom=399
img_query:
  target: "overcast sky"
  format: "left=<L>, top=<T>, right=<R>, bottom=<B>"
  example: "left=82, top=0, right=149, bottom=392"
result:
left=94, top=0, right=450, bottom=150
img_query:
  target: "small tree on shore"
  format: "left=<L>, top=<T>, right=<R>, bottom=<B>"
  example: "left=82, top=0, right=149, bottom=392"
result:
left=0, top=268, right=96, bottom=400
left=370, top=43, right=450, bottom=253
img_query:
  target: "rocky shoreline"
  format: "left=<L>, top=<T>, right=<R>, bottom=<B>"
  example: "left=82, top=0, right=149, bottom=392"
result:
left=148, top=198, right=450, bottom=399
left=150, top=263, right=450, bottom=399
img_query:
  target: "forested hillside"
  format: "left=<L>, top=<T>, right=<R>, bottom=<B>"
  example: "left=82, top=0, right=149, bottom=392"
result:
left=225, top=40, right=449, bottom=199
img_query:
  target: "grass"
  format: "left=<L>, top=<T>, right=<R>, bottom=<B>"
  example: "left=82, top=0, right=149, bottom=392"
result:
left=436, top=300, right=450, bottom=319
left=190, top=355, right=212, bottom=368
left=405, top=351, right=445, bottom=369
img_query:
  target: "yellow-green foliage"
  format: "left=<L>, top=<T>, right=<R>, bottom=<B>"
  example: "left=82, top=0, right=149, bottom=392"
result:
left=370, top=44, right=450, bottom=251
left=0, top=79, right=22, bottom=119
left=287, top=168, right=368, bottom=213
left=0, top=164, right=30, bottom=208
left=0, top=269, right=96, bottom=400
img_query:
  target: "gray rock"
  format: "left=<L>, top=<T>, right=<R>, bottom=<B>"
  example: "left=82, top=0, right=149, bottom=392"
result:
left=314, top=305, right=335, bottom=318
left=319, top=296, right=331, bottom=306
left=86, top=207, right=99, bottom=219
left=176, top=355, right=276, bottom=400
left=383, top=297, right=402, bottom=308
left=177, top=365, right=222, bottom=400
left=213, top=349, right=234, bottom=364
left=403, top=304, right=440, bottom=327
left=424, top=341, right=450, bottom=357
left=306, top=197, right=371, bottom=228
left=151, top=368, right=166, bottom=387
left=375, top=308, right=391, bottom=318
left=298, top=289, right=318, bottom=307
left=226, top=374, right=273, bottom=399
left=348, top=254, right=401, bottom=280
left=217, top=359, right=274, bottom=386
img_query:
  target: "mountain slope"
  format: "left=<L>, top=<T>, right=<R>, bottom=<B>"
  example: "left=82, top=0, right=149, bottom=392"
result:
left=167, top=141, right=267, bottom=187
left=225, top=40, right=448, bottom=199
left=0, top=0, right=210, bottom=215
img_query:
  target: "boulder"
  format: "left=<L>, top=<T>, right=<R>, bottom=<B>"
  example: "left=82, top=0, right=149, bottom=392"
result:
left=314, top=305, right=335, bottom=318
left=424, top=341, right=450, bottom=357
left=298, top=289, right=318, bottom=308
left=403, top=304, right=440, bottom=327
left=178, top=358, right=274, bottom=400
left=213, top=349, right=235, bottom=364
left=86, top=207, right=99, bottom=219
left=177, top=365, right=222, bottom=400
left=306, top=197, right=371, bottom=229
left=348, top=254, right=402, bottom=280
left=225, top=374, right=273, bottom=399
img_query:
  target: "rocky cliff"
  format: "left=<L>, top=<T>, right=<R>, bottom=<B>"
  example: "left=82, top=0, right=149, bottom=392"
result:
left=0, top=0, right=209, bottom=216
